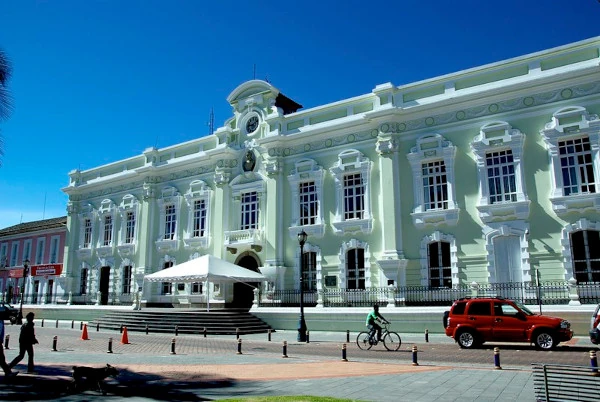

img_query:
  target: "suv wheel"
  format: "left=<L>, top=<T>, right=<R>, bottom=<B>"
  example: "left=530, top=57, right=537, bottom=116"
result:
left=457, top=329, right=478, bottom=349
left=534, top=331, right=556, bottom=350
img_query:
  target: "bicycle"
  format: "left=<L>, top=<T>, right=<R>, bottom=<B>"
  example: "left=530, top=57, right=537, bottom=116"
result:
left=356, top=322, right=402, bottom=351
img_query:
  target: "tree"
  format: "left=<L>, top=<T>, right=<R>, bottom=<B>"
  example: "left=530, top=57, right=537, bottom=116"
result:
left=0, top=48, right=13, bottom=166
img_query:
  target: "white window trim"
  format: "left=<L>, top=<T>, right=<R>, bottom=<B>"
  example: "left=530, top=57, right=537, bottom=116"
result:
left=183, top=180, right=212, bottom=250
left=483, top=222, right=530, bottom=283
left=338, top=239, right=371, bottom=289
left=49, top=236, right=60, bottom=264
left=561, top=218, right=600, bottom=282
left=295, top=242, right=323, bottom=292
left=541, top=106, right=600, bottom=216
left=225, top=172, right=266, bottom=246
left=22, top=239, right=32, bottom=264
left=158, top=255, right=177, bottom=295
left=329, top=150, right=373, bottom=235
left=35, top=237, right=45, bottom=264
left=96, top=199, right=116, bottom=257
left=288, top=159, right=325, bottom=239
left=77, top=203, right=95, bottom=259
left=471, top=121, right=530, bottom=222
left=419, top=231, right=459, bottom=287
left=10, top=242, right=18, bottom=267
left=117, top=194, right=139, bottom=255
left=119, top=259, right=134, bottom=295
left=155, top=187, right=182, bottom=253
left=408, top=134, right=459, bottom=228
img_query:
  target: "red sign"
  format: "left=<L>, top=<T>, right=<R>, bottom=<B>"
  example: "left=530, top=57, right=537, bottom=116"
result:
left=31, top=264, right=63, bottom=276
left=9, top=269, right=24, bottom=278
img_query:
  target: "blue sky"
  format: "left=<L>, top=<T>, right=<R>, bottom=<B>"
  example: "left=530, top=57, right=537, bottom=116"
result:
left=0, top=0, right=599, bottom=229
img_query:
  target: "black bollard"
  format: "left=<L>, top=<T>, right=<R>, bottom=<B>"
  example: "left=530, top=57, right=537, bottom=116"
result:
left=268, top=329, right=271, bottom=341
left=71, top=320, right=74, bottom=329
left=282, top=341, right=288, bottom=358
left=96, top=323, right=100, bottom=332
left=412, top=345, right=419, bottom=366
left=306, top=330, right=310, bottom=344
left=52, top=336, right=58, bottom=352
left=203, top=327, right=207, bottom=338
left=146, top=324, right=149, bottom=335
left=342, top=343, right=348, bottom=362
left=591, top=350, right=599, bottom=376
left=170, top=338, right=176, bottom=355
left=425, top=329, right=429, bottom=343
left=346, top=330, right=350, bottom=343
left=56, top=319, right=59, bottom=328
left=236, top=328, right=240, bottom=339
left=107, top=337, right=113, bottom=354
left=237, top=338, right=242, bottom=355
left=120, top=324, right=123, bottom=334
left=4, top=334, right=9, bottom=350
left=80, top=322, right=83, bottom=330
left=175, top=325, right=178, bottom=336
left=494, top=347, right=502, bottom=370
left=41, top=319, right=44, bottom=327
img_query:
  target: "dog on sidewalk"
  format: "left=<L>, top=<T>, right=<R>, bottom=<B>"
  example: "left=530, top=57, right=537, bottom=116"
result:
left=70, top=364, right=119, bottom=395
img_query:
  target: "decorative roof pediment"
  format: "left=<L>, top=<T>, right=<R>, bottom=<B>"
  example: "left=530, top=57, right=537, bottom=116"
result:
left=227, top=80, right=279, bottom=105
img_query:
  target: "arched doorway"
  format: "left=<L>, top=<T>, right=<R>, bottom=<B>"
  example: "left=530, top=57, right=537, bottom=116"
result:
left=230, top=253, right=261, bottom=310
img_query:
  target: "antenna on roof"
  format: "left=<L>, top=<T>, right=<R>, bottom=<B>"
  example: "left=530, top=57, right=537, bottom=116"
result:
left=42, top=192, right=47, bottom=219
left=207, top=107, right=214, bottom=135
left=265, top=75, right=270, bottom=83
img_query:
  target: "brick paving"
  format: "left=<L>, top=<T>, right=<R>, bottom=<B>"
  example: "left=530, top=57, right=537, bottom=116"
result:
left=0, top=321, right=596, bottom=401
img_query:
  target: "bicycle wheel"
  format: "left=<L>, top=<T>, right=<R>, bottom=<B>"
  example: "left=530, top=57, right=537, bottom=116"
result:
left=356, top=331, right=373, bottom=350
left=383, top=331, right=401, bottom=351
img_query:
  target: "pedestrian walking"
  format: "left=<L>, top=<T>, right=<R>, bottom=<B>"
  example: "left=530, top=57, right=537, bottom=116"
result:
left=0, top=319, right=16, bottom=377
left=9, top=312, right=38, bottom=373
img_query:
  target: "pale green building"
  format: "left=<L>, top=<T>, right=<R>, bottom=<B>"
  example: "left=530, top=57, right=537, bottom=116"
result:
left=60, top=37, right=600, bottom=308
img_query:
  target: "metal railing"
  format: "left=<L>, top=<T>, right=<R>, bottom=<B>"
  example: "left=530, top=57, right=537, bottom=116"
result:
left=532, top=363, right=600, bottom=401
left=257, top=281, right=600, bottom=308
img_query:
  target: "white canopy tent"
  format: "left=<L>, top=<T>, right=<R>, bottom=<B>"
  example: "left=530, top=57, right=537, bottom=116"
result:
left=144, top=254, right=265, bottom=311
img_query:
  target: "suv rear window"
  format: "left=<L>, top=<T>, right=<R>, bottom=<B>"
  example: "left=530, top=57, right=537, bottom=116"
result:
left=467, top=301, right=491, bottom=316
left=452, top=301, right=467, bottom=315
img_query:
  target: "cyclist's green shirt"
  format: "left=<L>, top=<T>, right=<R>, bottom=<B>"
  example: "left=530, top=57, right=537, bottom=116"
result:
left=366, top=311, right=379, bottom=326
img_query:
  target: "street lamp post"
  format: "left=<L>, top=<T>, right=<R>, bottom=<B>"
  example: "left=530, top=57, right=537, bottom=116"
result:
left=297, top=230, right=308, bottom=342
left=17, top=259, right=30, bottom=325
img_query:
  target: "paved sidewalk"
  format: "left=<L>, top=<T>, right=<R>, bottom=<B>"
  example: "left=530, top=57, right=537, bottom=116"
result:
left=2, top=322, right=588, bottom=401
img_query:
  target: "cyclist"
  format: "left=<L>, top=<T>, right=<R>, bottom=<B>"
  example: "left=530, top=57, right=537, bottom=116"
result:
left=366, top=304, right=389, bottom=342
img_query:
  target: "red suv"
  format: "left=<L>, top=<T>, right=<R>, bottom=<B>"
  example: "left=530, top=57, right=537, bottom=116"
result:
left=443, top=297, right=573, bottom=350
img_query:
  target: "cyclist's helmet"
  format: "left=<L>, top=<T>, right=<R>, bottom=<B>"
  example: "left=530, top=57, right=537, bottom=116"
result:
left=373, top=304, right=379, bottom=311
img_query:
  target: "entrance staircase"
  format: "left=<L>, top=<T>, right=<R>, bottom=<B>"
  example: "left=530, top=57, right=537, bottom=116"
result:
left=88, top=309, right=274, bottom=335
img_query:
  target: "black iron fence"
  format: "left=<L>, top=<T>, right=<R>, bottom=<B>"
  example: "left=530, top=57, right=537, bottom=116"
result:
left=257, top=281, right=600, bottom=307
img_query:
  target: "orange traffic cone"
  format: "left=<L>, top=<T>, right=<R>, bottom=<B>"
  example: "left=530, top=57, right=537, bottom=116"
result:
left=80, top=323, right=89, bottom=340
left=121, top=326, right=129, bottom=344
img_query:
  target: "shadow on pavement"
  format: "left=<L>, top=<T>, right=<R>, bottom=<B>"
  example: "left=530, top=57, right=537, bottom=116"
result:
left=0, top=364, right=238, bottom=401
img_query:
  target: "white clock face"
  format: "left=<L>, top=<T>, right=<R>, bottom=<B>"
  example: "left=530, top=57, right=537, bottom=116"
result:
left=246, top=116, right=259, bottom=133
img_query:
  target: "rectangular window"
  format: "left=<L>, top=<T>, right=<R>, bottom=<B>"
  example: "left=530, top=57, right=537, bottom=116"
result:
left=103, top=215, right=113, bottom=246
left=49, top=237, right=59, bottom=264
left=240, top=192, right=259, bottom=230
left=302, top=251, right=317, bottom=291
left=125, top=212, right=136, bottom=244
left=83, top=218, right=92, bottom=248
left=571, top=230, right=600, bottom=283
left=192, top=200, right=207, bottom=237
left=22, top=240, right=32, bottom=264
left=299, top=181, right=318, bottom=225
left=122, top=265, right=132, bottom=294
left=422, top=161, right=448, bottom=210
left=486, top=150, right=517, bottom=204
left=343, top=173, right=364, bottom=220
left=428, top=241, right=452, bottom=288
left=0, top=243, right=7, bottom=267
left=10, top=243, right=18, bottom=266
left=559, top=137, right=596, bottom=196
left=192, top=282, right=202, bottom=294
left=164, top=205, right=176, bottom=240
left=346, top=248, right=365, bottom=290
left=36, top=238, right=45, bottom=264
left=80, top=268, right=88, bottom=294
left=162, top=261, right=173, bottom=294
